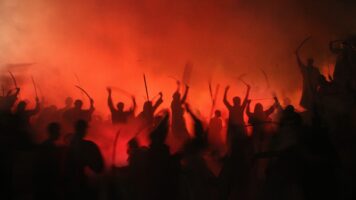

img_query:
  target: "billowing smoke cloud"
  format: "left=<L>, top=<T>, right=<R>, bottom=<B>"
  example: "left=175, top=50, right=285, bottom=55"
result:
left=1, top=0, right=356, bottom=117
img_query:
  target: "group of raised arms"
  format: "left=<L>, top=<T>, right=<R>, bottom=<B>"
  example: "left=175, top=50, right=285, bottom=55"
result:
left=1, top=38, right=355, bottom=200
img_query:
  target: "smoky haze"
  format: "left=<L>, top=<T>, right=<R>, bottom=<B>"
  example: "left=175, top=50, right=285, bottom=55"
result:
left=1, top=0, right=356, bottom=118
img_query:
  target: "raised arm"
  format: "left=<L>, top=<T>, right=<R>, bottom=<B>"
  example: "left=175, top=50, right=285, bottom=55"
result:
left=153, top=92, right=163, bottom=112
left=6, top=88, right=20, bottom=97
left=265, top=104, right=276, bottom=117
left=107, top=87, right=115, bottom=112
left=295, top=48, right=305, bottom=70
left=241, top=85, right=251, bottom=109
left=88, top=98, right=95, bottom=113
left=181, top=84, right=189, bottom=103
left=246, top=100, right=252, bottom=117
left=273, top=96, right=283, bottom=112
left=223, top=86, right=232, bottom=109
left=130, top=96, right=137, bottom=112
left=185, top=103, right=204, bottom=139
left=28, top=97, right=41, bottom=116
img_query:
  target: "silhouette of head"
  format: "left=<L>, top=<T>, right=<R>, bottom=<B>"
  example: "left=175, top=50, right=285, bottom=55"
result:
left=143, top=101, right=153, bottom=111
left=65, top=97, right=73, bottom=107
left=254, top=103, right=264, bottom=114
left=17, top=101, right=27, bottom=112
left=150, top=114, right=169, bottom=145
left=74, top=120, right=88, bottom=139
left=117, top=102, right=124, bottom=111
left=74, top=99, right=83, bottom=109
left=128, top=138, right=139, bottom=150
left=172, top=92, right=180, bottom=101
left=47, top=122, right=61, bottom=141
left=215, top=110, right=221, bottom=117
left=307, top=58, right=314, bottom=66
left=285, top=105, right=295, bottom=113
left=232, top=96, right=241, bottom=106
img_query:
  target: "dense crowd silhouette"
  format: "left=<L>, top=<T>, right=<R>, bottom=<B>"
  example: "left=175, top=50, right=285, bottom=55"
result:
left=1, top=37, right=356, bottom=200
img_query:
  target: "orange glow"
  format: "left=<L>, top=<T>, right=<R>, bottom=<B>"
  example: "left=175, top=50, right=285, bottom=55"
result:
left=0, top=0, right=342, bottom=166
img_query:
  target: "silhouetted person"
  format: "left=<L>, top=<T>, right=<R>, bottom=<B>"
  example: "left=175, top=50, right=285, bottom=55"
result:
left=171, top=82, right=190, bottom=145
left=126, top=138, right=149, bottom=200
left=219, top=115, right=253, bottom=200
left=224, top=84, right=251, bottom=126
left=295, top=49, right=321, bottom=110
left=34, top=122, right=63, bottom=200
left=0, top=87, right=20, bottom=113
left=145, top=112, right=180, bottom=200
left=107, top=87, right=136, bottom=124
left=208, top=110, right=224, bottom=155
left=12, top=97, right=40, bottom=145
left=330, top=37, right=356, bottom=89
left=180, top=104, right=218, bottom=200
left=224, top=84, right=251, bottom=148
left=64, top=120, right=104, bottom=200
left=63, top=98, right=94, bottom=125
left=246, top=100, right=277, bottom=153
left=57, top=97, right=73, bottom=117
left=137, top=92, right=163, bottom=127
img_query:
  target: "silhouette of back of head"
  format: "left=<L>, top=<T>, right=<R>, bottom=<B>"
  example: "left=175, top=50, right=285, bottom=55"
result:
left=307, top=58, right=314, bottom=66
left=74, top=120, right=88, bottom=139
left=233, top=96, right=241, bottom=106
left=254, top=103, right=264, bottom=114
left=117, top=102, right=124, bottom=111
left=65, top=97, right=73, bottom=107
left=150, top=113, right=169, bottom=145
left=74, top=99, right=83, bottom=109
left=17, top=101, right=27, bottom=111
left=172, top=91, right=180, bottom=100
left=47, top=122, right=61, bottom=141
left=215, top=110, right=221, bottom=117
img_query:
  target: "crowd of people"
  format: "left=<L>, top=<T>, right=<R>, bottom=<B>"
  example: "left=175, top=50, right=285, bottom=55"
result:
left=1, top=37, right=356, bottom=200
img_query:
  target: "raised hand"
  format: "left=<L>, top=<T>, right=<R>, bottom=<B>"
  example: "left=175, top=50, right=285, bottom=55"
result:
left=107, top=87, right=112, bottom=94
left=225, top=85, right=230, bottom=91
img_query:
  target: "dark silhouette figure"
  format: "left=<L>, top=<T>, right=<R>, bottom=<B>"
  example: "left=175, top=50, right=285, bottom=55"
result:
left=12, top=97, right=40, bottom=147
left=171, top=83, right=190, bottom=144
left=0, top=87, right=20, bottom=113
left=107, top=87, right=136, bottom=124
left=208, top=110, right=224, bottom=155
left=126, top=138, right=149, bottom=200
left=34, top=122, right=63, bottom=200
left=137, top=92, right=163, bottom=127
left=181, top=104, right=218, bottom=200
left=224, top=84, right=251, bottom=126
left=246, top=100, right=277, bottom=153
left=223, top=84, right=251, bottom=148
left=64, top=120, right=104, bottom=200
left=145, top=112, right=180, bottom=200
left=63, top=98, right=94, bottom=125
left=57, top=97, right=73, bottom=117
left=330, top=37, right=356, bottom=90
left=295, top=49, right=321, bottom=110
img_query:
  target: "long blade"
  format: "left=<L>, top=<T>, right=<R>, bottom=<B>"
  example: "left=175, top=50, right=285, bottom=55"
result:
left=112, top=130, right=121, bottom=167
left=8, top=71, right=17, bottom=88
left=143, top=74, right=149, bottom=101
left=296, top=36, right=311, bottom=52
left=75, top=85, right=92, bottom=100
left=208, top=82, right=213, bottom=102
left=237, top=73, right=249, bottom=86
left=259, top=68, right=270, bottom=89
left=31, top=76, right=38, bottom=98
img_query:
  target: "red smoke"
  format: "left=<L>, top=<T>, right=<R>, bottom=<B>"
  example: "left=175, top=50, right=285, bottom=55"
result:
left=0, top=0, right=354, bottom=166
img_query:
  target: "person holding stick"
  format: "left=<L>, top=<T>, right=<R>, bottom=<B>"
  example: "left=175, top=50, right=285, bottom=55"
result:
left=107, top=87, right=136, bottom=124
